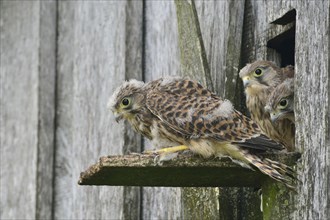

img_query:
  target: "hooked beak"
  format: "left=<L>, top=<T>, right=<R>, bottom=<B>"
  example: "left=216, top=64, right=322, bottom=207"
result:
left=242, top=76, right=250, bottom=87
left=270, top=112, right=280, bottom=123
left=114, top=112, right=124, bottom=123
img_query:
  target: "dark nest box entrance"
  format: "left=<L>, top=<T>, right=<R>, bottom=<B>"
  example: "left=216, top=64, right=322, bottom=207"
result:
left=267, top=9, right=296, bottom=67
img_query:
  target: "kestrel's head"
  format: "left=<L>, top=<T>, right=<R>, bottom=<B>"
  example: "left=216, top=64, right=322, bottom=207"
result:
left=265, top=78, right=295, bottom=123
left=107, top=79, right=145, bottom=122
left=239, top=61, right=283, bottom=95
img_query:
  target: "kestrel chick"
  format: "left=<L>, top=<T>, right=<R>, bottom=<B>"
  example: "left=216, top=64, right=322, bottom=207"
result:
left=239, top=61, right=295, bottom=151
left=265, top=78, right=295, bottom=123
left=108, top=77, right=295, bottom=188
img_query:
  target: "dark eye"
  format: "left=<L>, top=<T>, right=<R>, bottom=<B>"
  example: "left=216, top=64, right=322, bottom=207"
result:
left=122, top=98, right=130, bottom=106
left=254, top=68, right=263, bottom=76
left=279, top=99, right=288, bottom=107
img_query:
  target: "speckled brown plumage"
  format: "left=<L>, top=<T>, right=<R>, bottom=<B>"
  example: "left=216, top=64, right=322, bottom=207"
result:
left=108, top=77, right=296, bottom=188
left=239, top=61, right=295, bottom=151
left=265, top=78, right=295, bottom=123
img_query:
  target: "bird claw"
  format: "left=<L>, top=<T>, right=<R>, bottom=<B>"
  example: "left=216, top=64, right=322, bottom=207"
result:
left=153, top=154, right=161, bottom=164
left=153, top=152, right=179, bottom=165
left=143, top=149, right=159, bottom=155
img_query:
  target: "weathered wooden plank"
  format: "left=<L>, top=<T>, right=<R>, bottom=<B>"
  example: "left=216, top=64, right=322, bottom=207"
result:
left=122, top=1, right=143, bottom=219
left=2, top=1, right=326, bottom=219
left=143, top=1, right=183, bottom=219
left=262, top=179, right=295, bottom=220
left=175, top=1, right=220, bottom=218
left=55, top=2, right=142, bottom=219
left=294, top=1, right=329, bottom=219
left=237, top=1, right=271, bottom=218
left=240, top=1, right=329, bottom=220
left=144, top=1, right=181, bottom=79
left=143, top=1, right=219, bottom=217
left=194, top=1, right=264, bottom=219
left=241, top=0, right=295, bottom=65
left=239, top=1, right=297, bottom=220
left=1, top=1, right=57, bottom=219
left=175, top=0, right=213, bottom=89
left=78, top=153, right=300, bottom=187
left=1, top=1, right=40, bottom=219
left=55, top=3, right=80, bottom=219
left=195, top=0, right=245, bottom=103
left=36, top=1, right=57, bottom=219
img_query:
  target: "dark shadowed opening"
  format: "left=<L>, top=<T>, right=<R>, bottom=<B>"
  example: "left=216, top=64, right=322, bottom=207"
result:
left=267, top=9, right=296, bottom=67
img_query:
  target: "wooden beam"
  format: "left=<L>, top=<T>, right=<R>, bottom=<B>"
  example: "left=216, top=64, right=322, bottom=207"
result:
left=78, top=152, right=300, bottom=187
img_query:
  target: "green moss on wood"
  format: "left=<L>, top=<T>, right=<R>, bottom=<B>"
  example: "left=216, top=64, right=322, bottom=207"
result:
left=174, top=0, right=213, bottom=90
left=262, top=179, right=295, bottom=220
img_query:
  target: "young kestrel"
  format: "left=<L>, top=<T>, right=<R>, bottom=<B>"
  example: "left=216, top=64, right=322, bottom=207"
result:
left=239, top=61, right=295, bottom=151
left=108, top=77, right=295, bottom=188
left=265, top=78, right=295, bottom=123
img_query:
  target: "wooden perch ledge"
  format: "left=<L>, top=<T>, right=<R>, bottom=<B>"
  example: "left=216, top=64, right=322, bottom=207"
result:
left=78, top=152, right=300, bottom=187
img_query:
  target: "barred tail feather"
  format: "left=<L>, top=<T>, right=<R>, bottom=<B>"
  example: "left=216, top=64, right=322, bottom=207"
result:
left=264, top=158, right=296, bottom=179
left=243, top=152, right=296, bottom=189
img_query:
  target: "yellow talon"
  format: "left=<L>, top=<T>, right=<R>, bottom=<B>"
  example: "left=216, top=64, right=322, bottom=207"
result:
left=144, top=145, right=189, bottom=154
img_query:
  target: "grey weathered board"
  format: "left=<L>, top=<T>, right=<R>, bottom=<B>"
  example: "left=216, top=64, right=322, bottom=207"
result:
left=55, top=1, right=139, bottom=219
left=1, top=2, right=39, bottom=219
left=194, top=1, right=264, bottom=219
left=175, top=0, right=220, bottom=219
left=241, top=1, right=298, bottom=219
left=0, top=1, right=56, bottom=219
left=0, top=0, right=329, bottom=220
left=142, top=1, right=183, bottom=219
left=239, top=1, right=294, bottom=220
left=240, top=1, right=330, bottom=220
left=294, top=1, right=329, bottom=219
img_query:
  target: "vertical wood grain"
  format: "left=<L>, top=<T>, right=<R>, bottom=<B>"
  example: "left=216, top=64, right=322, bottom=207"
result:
left=1, top=1, right=328, bottom=219
left=195, top=0, right=245, bottom=102
left=294, top=1, right=329, bottom=219
left=55, top=2, right=142, bottom=218
left=0, top=1, right=52, bottom=219
left=175, top=1, right=220, bottom=219
left=143, top=1, right=183, bottom=219
left=241, top=1, right=329, bottom=220
left=195, top=1, right=263, bottom=219
left=123, top=1, right=143, bottom=219
left=36, top=1, right=57, bottom=219
left=241, top=1, right=296, bottom=219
